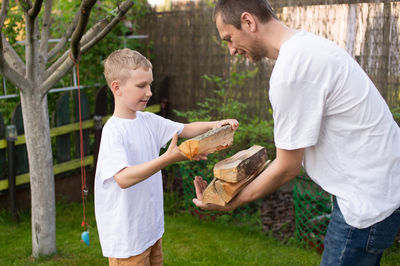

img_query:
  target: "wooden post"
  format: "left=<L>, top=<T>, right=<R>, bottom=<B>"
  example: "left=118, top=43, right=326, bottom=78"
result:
left=0, top=113, right=6, bottom=182
left=11, top=103, right=29, bottom=176
left=55, top=92, right=71, bottom=163
left=6, top=125, right=18, bottom=222
left=94, top=86, right=109, bottom=173
left=93, top=115, right=103, bottom=173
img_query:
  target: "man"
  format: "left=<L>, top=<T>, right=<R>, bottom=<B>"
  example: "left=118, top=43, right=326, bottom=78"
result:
left=192, top=0, right=400, bottom=265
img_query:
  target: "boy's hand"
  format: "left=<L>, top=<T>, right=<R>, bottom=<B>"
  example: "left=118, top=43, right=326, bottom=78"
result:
left=165, top=133, right=188, bottom=163
left=166, top=134, right=208, bottom=162
left=214, top=119, right=239, bottom=131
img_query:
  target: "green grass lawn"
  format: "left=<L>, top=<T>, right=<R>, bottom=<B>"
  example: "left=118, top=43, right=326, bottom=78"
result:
left=0, top=197, right=399, bottom=265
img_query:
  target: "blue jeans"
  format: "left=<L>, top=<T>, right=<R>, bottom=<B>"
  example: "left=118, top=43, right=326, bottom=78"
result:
left=320, top=198, right=400, bottom=266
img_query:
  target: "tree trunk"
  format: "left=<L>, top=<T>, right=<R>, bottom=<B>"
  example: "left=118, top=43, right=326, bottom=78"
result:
left=20, top=89, right=56, bottom=257
left=0, top=0, right=134, bottom=257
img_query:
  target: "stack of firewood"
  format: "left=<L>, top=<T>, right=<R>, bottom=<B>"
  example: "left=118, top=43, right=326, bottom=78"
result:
left=178, top=126, right=270, bottom=206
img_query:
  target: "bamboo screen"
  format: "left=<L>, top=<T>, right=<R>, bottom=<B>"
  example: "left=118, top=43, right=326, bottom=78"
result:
left=138, top=0, right=400, bottom=121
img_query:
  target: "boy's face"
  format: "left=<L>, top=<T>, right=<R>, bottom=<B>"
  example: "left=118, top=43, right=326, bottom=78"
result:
left=116, top=67, right=153, bottom=116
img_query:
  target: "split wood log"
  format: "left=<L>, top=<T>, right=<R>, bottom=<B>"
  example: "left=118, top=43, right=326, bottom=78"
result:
left=215, top=160, right=271, bottom=203
left=213, top=145, right=268, bottom=183
left=202, top=145, right=270, bottom=206
left=202, top=178, right=226, bottom=206
left=178, top=125, right=234, bottom=160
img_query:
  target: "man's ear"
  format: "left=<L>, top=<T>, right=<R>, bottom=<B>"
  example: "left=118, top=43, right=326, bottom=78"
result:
left=241, top=12, right=257, bottom=32
left=111, top=80, right=121, bottom=96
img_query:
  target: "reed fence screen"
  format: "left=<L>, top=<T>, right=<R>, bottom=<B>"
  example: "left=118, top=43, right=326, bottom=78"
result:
left=138, top=0, right=400, bottom=121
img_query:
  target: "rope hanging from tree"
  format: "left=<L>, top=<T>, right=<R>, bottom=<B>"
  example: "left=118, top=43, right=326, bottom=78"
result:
left=71, top=52, right=90, bottom=246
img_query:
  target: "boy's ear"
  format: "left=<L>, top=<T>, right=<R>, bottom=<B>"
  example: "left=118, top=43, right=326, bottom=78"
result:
left=111, top=80, right=121, bottom=96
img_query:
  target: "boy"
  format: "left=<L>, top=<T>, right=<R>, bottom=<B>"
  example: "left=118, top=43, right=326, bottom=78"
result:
left=94, top=48, right=238, bottom=265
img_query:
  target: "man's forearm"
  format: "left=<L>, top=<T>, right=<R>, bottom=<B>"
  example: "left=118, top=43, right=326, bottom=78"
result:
left=226, top=158, right=298, bottom=211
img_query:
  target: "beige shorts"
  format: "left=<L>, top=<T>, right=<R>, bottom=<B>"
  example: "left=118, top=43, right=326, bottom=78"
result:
left=108, top=238, right=163, bottom=266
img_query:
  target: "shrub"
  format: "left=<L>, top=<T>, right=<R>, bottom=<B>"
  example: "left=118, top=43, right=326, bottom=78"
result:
left=168, top=56, right=275, bottom=224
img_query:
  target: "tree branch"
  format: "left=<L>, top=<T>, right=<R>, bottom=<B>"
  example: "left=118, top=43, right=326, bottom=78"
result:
left=80, top=18, right=108, bottom=47
left=41, top=55, right=74, bottom=96
left=0, top=33, right=31, bottom=90
left=1, top=34, right=26, bottom=76
left=81, top=0, right=134, bottom=53
left=42, top=0, right=134, bottom=96
left=70, top=0, right=97, bottom=62
left=17, top=0, right=32, bottom=13
left=0, top=0, right=10, bottom=29
left=45, top=17, right=107, bottom=79
left=0, top=1, right=26, bottom=76
left=39, top=0, right=52, bottom=56
left=45, top=50, right=69, bottom=78
left=47, top=9, right=80, bottom=60
left=28, top=0, right=43, bottom=19
left=25, top=14, right=41, bottom=81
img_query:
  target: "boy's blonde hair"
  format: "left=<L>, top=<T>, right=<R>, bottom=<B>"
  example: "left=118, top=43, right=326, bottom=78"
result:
left=103, top=48, right=152, bottom=87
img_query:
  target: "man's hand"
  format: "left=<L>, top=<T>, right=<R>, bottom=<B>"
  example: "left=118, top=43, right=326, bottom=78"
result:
left=214, top=119, right=239, bottom=131
left=192, top=176, right=229, bottom=211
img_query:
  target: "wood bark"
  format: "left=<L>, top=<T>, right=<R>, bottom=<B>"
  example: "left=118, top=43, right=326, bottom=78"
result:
left=178, top=125, right=234, bottom=160
left=20, top=92, right=56, bottom=257
left=213, top=145, right=268, bottom=183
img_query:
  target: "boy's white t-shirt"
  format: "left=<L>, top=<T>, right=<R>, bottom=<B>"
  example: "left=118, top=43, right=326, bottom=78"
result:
left=270, top=30, right=400, bottom=229
left=94, top=111, right=184, bottom=258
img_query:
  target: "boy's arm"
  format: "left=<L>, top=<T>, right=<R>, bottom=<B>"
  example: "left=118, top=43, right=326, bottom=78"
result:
left=114, top=119, right=238, bottom=189
left=114, top=134, right=186, bottom=189
left=192, top=147, right=304, bottom=211
left=179, top=119, right=239, bottom=139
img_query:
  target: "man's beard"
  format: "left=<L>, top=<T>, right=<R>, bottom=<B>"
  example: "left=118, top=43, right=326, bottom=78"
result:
left=247, top=43, right=266, bottom=62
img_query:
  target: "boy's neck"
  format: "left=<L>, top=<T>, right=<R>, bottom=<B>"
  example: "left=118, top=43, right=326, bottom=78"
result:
left=113, top=109, right=137, bottom=120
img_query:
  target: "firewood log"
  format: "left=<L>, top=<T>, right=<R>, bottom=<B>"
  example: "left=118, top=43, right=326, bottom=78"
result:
left=178, top=125, right=234, bottom=160
left=202, top=178, right=226, bottom=206
left=213, top=145, right=268, bottom=183
left=214, top=160, right=271, bottom=203
left=201, top=145, right=270, bottom=206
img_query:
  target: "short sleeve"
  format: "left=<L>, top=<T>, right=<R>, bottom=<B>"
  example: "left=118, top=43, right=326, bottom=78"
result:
left=270, top=80, right=326, bottom=150
left=142, top=112, right=184, bottom=148
left=96, top=124, right=129, bottom=184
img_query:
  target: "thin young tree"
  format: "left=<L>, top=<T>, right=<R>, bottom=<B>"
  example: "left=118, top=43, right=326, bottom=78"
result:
left=0, top=0, right=134, bottom=257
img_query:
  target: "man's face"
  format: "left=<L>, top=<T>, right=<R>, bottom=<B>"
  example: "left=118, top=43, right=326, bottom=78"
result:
left=118, top=68, right=153, bottom=114
left=216, top=14, right=265, bottom=62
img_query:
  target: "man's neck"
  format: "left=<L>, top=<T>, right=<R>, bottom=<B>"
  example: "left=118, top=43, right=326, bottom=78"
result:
left=260, top=19, right=297, bottom=60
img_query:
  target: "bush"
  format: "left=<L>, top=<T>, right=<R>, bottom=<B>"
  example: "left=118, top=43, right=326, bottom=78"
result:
left=168, top=56, right=276, bottom=224
left=391, top=106, right=400, bottom=126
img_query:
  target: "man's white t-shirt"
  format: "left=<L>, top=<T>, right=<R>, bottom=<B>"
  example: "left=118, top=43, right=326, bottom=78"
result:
left=270, top=30, right=400, bottom=229
left=94, top=112, right=184, bottom=258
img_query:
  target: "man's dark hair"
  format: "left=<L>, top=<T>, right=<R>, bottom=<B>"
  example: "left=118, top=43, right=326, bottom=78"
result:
left=214, top=0, right=277, bottom=29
